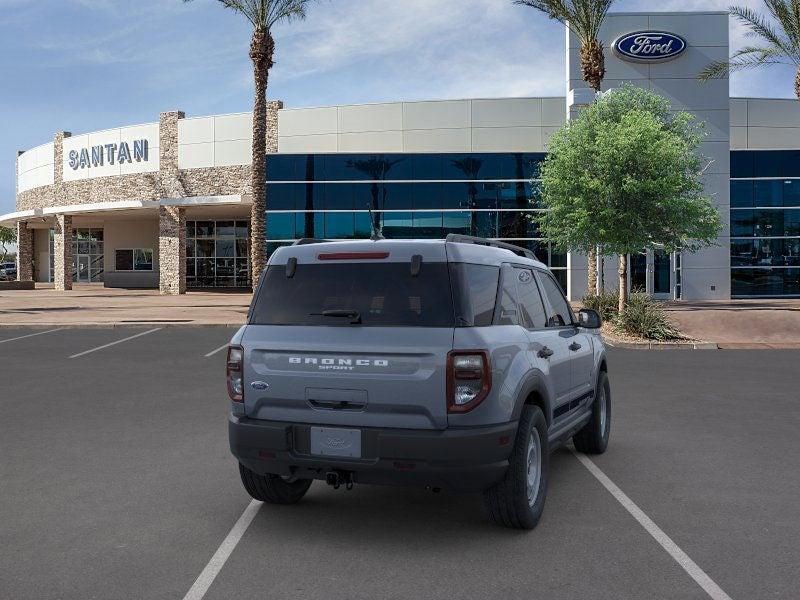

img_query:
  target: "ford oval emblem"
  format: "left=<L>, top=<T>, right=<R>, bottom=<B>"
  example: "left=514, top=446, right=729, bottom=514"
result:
left=251, top=381, right=269, bottom=390
left=613, top=31, right=686, bottom=63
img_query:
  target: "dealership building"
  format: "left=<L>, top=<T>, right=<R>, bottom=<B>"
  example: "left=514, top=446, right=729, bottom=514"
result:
left=4, top=10, right=800, bottom=300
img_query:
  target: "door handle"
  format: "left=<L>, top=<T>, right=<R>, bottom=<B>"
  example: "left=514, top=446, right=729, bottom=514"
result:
left=537, top=346, right=554, bottom=359
left=569, top=342, right=582, bottom=352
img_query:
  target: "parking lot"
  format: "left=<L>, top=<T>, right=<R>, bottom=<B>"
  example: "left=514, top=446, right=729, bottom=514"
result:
left=1, top=327, right=798, bottom=599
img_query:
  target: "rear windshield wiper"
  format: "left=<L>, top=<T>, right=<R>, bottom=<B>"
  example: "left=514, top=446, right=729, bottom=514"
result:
left=310, top=309, right=362, bottom=324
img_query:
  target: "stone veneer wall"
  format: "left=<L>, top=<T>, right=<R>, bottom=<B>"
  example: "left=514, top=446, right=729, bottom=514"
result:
left=158, top=206, right=186, bottom=295
left=15, top=222, right=33, bottom=281
left=53, top=214, right=73, bottom=291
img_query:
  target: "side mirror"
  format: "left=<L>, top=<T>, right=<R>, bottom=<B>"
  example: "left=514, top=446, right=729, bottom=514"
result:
left=577, top=308, right=602, bottom=329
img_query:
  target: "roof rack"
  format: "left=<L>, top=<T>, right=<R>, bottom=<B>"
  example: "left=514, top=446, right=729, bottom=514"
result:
left=445, top=234, right=536, bottom=260
left=292, top=238, right=335, bottom=246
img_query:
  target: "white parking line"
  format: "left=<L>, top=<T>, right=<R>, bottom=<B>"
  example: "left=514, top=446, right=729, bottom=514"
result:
left=571, top=450, right=733, bottom=600
left=0, top=328, right=63, bottom=345
left=68, top=328, right=162, bottom=359
left=182, top=500, right=262, bottom=600
left=204, top=343, right=229, bottom=358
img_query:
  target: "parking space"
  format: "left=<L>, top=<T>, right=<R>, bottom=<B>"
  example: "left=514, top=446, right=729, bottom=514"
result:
left=1, top=328, right=798, bottom=599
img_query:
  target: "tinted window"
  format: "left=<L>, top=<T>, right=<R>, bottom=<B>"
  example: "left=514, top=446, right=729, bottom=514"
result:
left=251, top=263, right=454, bottom=327
left=496, top=266, right=519, bottom=326
left=450, top=263, right=500, bottom=327
left=538, top=271, right=573, bottom=327
left=515, top=268, right=547, bottom=329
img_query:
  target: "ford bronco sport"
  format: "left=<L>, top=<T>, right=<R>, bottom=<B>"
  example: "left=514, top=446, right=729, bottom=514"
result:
left=228, top=235, right=609, bottom=529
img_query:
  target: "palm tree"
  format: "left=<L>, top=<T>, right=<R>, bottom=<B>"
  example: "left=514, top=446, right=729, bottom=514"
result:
left=699, top=2, right=800, bottom=101
left=515, top=0, right=615, bottom=294
left=184, top=0, right=314, bottom=287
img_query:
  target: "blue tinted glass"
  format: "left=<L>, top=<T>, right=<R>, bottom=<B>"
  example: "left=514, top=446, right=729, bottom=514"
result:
left=785, top=210, right=800, bottom=235
left=754, top=209, right=785, bottom=236
left=783, top=180, right=800, bottom=207
left=267, top=184, right=298, bottom=210
left=412, top=182, right=442, bottom=209
left=445, top=155, right=485, bottom=180
left=516, top=153, right=546, bottom=179
left=754, top=151, right=783, bottom=177
left=412, top=155, right=442, bottom=180
left=293, top=183, right=323, bottom=211
left=499, top=182, right=530, bottom=209
left=730, top=151, right=754, bottom=178
left=267, top=242, right=293, bottom=258
left=732, top=268, right=800, bottom=296
left=498, top=211, right=531, bottom=238
left=354, top=212, right=372, bottom=238
left=294, top=212, right=322, bottom=239
left=443, top=211, right=471, bottom=235
left=382, top=212, right=414, bottom=238
left=324, top=213, right=355, bottom=238
left=473, top=212, right=497, bottom=238
left=550, top=247, right=567, bottom=268
left=324, top=183, right=354, bottom=210
left=730, top=181, right=753, bottom=208
left=781, top=150, right=800, bottom=177
left=266, top=155, right=296, bottom=181
left=441, top=183, right=469, bottom=209
left=730, top=210, right=753, bottom=236
left=266, top=213, right=295, bottom=240
left=383, top=154, right=412, bottom=180
left=754, top=180, right=783, bottom=206
left=413, top=212, right=443, bottom=237
left=298, top=155, right=325, bottom=181
left=325, top=155, right=359, bottom=180
left=378, top=183, right=413, bottom=210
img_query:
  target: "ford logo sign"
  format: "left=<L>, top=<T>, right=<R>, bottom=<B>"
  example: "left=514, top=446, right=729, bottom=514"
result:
left=613, top=31, right=686, bottom=63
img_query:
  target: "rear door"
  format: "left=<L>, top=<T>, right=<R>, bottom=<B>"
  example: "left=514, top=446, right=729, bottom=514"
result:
left=242, top=254, right=454, bottom=430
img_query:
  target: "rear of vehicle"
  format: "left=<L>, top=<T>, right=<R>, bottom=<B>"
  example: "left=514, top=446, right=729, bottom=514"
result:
left=228, top=240, right=518, bottom=494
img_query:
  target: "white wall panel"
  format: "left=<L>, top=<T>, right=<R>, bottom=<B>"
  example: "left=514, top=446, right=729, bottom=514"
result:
left=729, top=99, right=748, bottom=127
left=471, top=98, right=542, bottom=128
left=178, top=142, right=214, bottom=169
left=214, top=139, right=250, bottom=166
left=338, top=131, right=403, bottom=152
left=403, top=100, right=471, bottom=130
left=179, top=117, right=214, bottom=144
left=691, top=110, right=729, bottom=142
left=472, top=127, right=543, bottom=152
left=402, top=128, right=471, bottom=152
left=278, top=107, right=338, bottom=137
left=650, top=78, right=729, bottom=111
left=747, top=98, right=800, bottom=128
left=541, top=98, right=566, bottom=126
left=648, top=13, right=729, bottom=47
left=730, top=126, right=748, bottom=149
left=278, top=134, right=338, bottom=153
left=214, top=113, right=251, bottom=142
left=746, top=127, right=800, bottom=149
left=338, top=103, right=403, bottom=133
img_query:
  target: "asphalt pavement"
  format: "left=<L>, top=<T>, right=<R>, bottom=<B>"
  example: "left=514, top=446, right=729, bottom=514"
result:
left=1, top=327, right=798, bottom=599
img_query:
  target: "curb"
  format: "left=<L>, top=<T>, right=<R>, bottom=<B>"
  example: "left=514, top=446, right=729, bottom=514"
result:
left=604, top=339, right=719, bottom=350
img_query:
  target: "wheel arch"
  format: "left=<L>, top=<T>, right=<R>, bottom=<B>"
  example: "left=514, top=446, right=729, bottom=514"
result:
left=512, top=372, right=553, bottom=428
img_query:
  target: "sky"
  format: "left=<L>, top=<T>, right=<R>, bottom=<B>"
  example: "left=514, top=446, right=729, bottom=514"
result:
left=0, top=0, right=797, bottom=216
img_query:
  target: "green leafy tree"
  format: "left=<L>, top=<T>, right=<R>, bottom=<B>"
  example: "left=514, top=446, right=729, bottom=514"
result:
left=515, top=0, right=616, bottom=293
left=699, top=2, right=800, bottom=100
left=537, top=85, right=722, bottom=311
left=0, top=226, right=15, bottom=263
left=184, top=0, right=315, bottom=286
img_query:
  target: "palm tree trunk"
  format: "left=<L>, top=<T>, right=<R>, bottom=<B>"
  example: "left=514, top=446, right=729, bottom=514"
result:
left=618, top=254, right=628, bottom=313
left=249, top=28, right=274, bottom=288
left=796, top=67, right=800, bottom=102
left=587, top=248, right=598, bottom=295
left=580, top=40, right=605, bottom=93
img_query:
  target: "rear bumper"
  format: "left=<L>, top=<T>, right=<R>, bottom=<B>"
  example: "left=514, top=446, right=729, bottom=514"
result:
left=229, top=415, right=517, bottom=492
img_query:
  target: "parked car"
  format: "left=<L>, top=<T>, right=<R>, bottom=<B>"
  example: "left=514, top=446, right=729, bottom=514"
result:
left=227, top=235, right=609, bottom=529
left=0, top=262, right=16, bottom=281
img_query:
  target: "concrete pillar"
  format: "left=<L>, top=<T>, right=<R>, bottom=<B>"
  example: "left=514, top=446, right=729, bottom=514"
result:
left=16, top=221, right=34, bottom=282
left=53, top=214, right=73, bottom=291
left=159, top=205, right=186, bottom=295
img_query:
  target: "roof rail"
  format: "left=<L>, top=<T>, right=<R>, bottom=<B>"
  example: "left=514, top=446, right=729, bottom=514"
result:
left=445, top=234, right=536, bottom=260
left=292, top=238, right=335, bottom=246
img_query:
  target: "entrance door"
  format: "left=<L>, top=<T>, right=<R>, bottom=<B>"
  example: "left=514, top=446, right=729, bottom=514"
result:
left=627, top=249, right=674, bottom=299
left=77, top=256, right=90, bottom=282
left=630, top=252, right=647, bottom=293
left=652, top=249, right=672, bottom=299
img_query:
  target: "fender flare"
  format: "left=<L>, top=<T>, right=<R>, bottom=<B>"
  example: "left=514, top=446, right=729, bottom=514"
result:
left=511, top=370, right=554, bottom=427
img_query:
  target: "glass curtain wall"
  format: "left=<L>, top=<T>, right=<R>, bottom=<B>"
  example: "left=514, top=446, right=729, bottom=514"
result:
left=264, top=153, right=568, bottom=290
left=731, top=151, right=800, bottom=297
left=186, top=220, right=251, bottom=288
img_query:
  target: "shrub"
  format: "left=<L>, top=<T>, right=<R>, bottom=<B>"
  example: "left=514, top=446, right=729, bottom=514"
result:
left=616, top=293, right=684, bottom=341
left=581, top=290, right=620, bottom=322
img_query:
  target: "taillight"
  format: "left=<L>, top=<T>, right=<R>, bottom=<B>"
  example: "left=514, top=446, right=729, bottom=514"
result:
left=227, top=345, right=244, bottom=402
left=447, top=350, right=491, bottom=413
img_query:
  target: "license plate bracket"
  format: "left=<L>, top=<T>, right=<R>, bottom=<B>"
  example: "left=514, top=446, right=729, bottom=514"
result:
left=310, top=427, right=362, bottom=458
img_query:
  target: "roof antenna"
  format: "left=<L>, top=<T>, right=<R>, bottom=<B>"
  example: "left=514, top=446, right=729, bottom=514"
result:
left=367, top=203, right=384, bottom=241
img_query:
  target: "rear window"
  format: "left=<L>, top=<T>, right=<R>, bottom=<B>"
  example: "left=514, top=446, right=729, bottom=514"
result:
left=250, top=262, right=455, bottom=327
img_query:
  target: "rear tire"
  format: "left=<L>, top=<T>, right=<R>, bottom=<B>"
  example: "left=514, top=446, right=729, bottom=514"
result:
left=238, top=463, right=312, bottom=504
left=573, top=371, right=611, bottom=454
left=483, top=405, right=549, bottom=530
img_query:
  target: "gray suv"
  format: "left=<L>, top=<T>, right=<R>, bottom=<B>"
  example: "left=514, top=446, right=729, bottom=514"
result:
left=228, top=235, right=610, bottom=529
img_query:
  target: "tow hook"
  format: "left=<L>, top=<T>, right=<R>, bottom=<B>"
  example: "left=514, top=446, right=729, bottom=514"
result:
left=325, top=470, right=354, bottom=490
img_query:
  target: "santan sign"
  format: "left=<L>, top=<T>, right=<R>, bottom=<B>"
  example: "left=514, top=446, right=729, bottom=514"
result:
left=613, top=31, right=687, bottom=62
left=67, top=139, right=149, bottom=170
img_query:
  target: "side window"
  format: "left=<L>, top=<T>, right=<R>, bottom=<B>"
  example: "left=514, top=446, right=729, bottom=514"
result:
left=515, top=268, right=548, bottom=329
left=496, top=265, right=519, bottom=325
left=538, top=271, right=573, bottom=327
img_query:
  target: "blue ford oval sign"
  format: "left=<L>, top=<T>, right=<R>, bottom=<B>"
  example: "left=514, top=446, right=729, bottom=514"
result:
left=613, top=31, right=687, bottom=62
